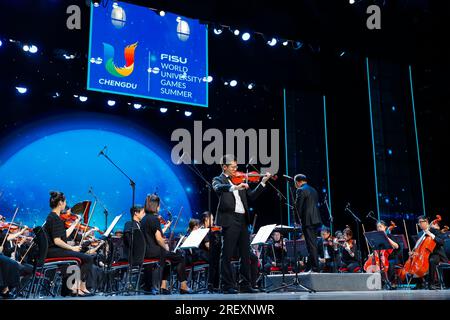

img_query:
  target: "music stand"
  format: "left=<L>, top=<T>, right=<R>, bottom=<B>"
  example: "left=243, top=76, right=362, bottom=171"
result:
left=364, top=231, right=393, bottom=288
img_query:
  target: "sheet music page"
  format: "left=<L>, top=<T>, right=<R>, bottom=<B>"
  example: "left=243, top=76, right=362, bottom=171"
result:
left=180, top=228, right=210, bottom=249
left=251, top=224, right=277, bottom=245
left=104, top=214, right=122, bottom=237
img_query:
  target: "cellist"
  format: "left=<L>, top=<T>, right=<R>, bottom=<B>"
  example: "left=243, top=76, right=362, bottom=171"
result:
left=416, top=215, right=448, bottom=289
left=375, top=220, right=400, bottom=283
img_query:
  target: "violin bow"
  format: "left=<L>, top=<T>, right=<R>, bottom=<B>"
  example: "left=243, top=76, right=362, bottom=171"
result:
left=403, top=219, right=412, bottom=253
left=250, top=214, right=258, bottom=236
left=1, top=207, right=19, bottom=248
left=361, top=223, right=371, bottom=255
left=168, top=206, right=183, bottom=248
left=79, top=200, right=97, bottom=244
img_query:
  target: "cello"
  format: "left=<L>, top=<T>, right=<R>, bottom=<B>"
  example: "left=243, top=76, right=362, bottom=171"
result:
left=398, top=215, right=441, bottom=281
left=363, top=221, right=396, bottom=273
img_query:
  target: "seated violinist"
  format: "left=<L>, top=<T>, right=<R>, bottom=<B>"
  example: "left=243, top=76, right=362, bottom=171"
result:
left=141, top=194, right=192, bottom=294
left=201, top=211, right=221, bottom=292
left=416, top=215, right=448, bottom=290
left=339, top=228, right=360, bottom=273
left=184, top=219, right=209, bottom=266
left=318, top=226, right=338, bottom=273
left=44, top=191, right=95, bottom=297
left=264, top=231, right=288, bottom=274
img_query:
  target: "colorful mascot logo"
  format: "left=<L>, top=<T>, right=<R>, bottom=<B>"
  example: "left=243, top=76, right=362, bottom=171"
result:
left=103, top=42, right=138, bottom=77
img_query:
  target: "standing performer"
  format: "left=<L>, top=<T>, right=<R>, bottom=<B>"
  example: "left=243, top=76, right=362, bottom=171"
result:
left=212, top=154, right=271, bottom=294
left=294, top=174, right=322, bottom=272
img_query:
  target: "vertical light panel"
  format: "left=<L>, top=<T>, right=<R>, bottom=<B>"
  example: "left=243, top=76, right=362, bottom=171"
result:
left=323, top=95, right=332, bottom=233
left=366, top=57, right=381, bottom=219
left=409, top=65, right=426, bottom=215
left=283, top=88, right=291, bottom=227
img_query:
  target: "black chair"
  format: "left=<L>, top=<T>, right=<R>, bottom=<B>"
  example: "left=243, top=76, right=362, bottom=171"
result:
left=437, top=239, right=450, bottom=289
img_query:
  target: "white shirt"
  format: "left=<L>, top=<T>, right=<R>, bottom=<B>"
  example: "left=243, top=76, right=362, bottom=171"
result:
left=225, top=173, right=266, bottom=214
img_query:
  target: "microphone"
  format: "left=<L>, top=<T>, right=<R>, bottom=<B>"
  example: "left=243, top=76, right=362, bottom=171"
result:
left=98, top=146, right=107, bottom=157
left=366, top=211, right=374, bottom=218
left=283, top=174, right=294, bottom=181
left=345, top=202, right=350, bottom=210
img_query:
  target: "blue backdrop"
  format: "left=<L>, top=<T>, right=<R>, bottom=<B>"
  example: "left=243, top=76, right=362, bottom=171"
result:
left=0, top=113, right=193, bottom=233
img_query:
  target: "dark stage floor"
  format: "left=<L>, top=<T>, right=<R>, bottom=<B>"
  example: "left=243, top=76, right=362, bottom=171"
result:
left=19, top=290, right=450, bottom=300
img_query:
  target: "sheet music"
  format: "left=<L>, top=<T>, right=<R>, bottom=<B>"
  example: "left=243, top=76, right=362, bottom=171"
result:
left=103, top=214, right=122, bottom=237
left=180, top=228, right=209, bottom=249
left=251, top=224, right=277, bottom=245
left=173, top=235, right=185, bottom=252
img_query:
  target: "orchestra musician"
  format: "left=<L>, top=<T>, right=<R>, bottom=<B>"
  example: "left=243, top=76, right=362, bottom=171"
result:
left=212, top=154, right=271, bottom=294
left=375, top=220, right=400, bottom=283
left=263, top=231, right=288, bottom=275
left=339, top=227, right=360, bottom=273
left=318, top=226, right=338, bottom=273
left=141, top=193, right=192, bottom=294
left=200, top=211, right=221, bottom=292
left=294, top=174, right=322, bottom=273
left=183, top=218, right=209, bottom=266
left=44, top=191, right=95, bottom=297
left=416, top=215, right=448, bottom=290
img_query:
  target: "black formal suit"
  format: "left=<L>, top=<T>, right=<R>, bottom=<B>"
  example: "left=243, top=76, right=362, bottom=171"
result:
left=295, top=183, right=322, bottom=271
left=212, top=173, right=265, bottom=290
left=417, top=228, right=448, bottom=285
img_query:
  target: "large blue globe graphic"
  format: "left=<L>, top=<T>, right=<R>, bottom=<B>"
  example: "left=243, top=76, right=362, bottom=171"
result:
left=0, top=115, right=192, bottom=233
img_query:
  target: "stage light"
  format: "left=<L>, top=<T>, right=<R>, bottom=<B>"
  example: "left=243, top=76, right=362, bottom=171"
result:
left=107, top=100, right=116, bottom=107
left=387, top=149, right=393, bottom=155
left=282, top=40, right=289, bottom=46
left=229, top=80, right=237, bottom=87
left=16, top=86, right=27, bottom=94
left=133, top=103, right=142, bottom=109
left=234, top=29, right=240, bottom=36
left=349, top=0, right=355, bottom=4
left=267, top=38, right=277, bottom=46
left=392, top=106, right=396, bottom=111
left=159, top=10, right=166, bottom=16
left=93, top=1, right=100, bottom=7
left=79, top=96, right=88, bottom=102
left=293, top=41, right=303, bottom=50
left=242, top=32, right=251, bottom=41
left=224, top=81, right=229, bottom=86
left=90, top=57, right=96, bottom=63
left=213, top=28, right=223, bottom=35
left=340, top=51, right=346, bottom=57
left=0, top=40, right=3, bottom=47
left=247, top=83, right=254, bottom=90
left=23, top=45, right=30, bottom=52
left=160, top=107, right=168, bottom=113
left=184, top=111, right=192, bottom=117
left=29, top=45, right=38, bottom=54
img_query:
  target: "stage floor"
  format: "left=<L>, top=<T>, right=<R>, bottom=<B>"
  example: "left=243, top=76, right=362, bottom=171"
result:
left=20, top=290, right=450, bottom=300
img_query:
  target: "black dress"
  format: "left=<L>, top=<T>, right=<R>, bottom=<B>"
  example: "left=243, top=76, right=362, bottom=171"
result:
left=0, top=230, right=21, bottom=290
left=44, top=212, right=94, bottom=282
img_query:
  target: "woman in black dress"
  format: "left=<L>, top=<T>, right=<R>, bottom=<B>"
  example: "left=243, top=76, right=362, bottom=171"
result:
left=44, top=191, right=94, bottom=296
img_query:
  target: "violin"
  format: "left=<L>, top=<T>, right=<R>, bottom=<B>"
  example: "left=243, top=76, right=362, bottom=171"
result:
left=398, top=215, right=441, bottom=281
left=230, top=171, right=276, bottom=185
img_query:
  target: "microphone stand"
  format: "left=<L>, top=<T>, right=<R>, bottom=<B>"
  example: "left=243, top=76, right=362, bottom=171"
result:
left=88, top=187, right=110, bottom=231
left=98, top=148, right=138, bottom=295
left=99, top=149, right=136, bottom=208
left=344, top=204, right=363, bottom=268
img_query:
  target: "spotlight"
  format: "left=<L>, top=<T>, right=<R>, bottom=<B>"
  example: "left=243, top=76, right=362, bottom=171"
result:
left=229, top=80, right=237, bottom=87
left=107, top=100, right=116, bottom=107
left=267, top=38, right=277, bottom=46
left=160, top=107, right=168, bottom=113
left=133, top=103, right=142, bottom=109
left=224, top=81, right=229, bottom=86
left=0, top=40, right=2, bottom=47
left=247, top=83, right=254, bottom=90
left=387, top=149, right=393, bottom=155
left=159, top=10, right=166, bottom=16
left=79, top=96, right=88, bottom=102
left=349, top=0, right=355, bottom=4
left=93, top=1, right=100, bottom=7
left=233, top=29, right=240, bottom=36
left=392, top=106, right=396, bottom=111
left=282, top=40, right=289, bottom=46
left=23, top=45, right=30, bottom=52
left=242, top=32, right=251, bottom=41
left=184, top=111, right=192, bottom=117
left=90, top=57, right=96, bottom=63
left=213, top=27, right=223, bottom=35
left=293, top=41, right=303, bottom=50
left=29, top=45, right=38, bottom=54
left=15, top=86, right=27, bottom=94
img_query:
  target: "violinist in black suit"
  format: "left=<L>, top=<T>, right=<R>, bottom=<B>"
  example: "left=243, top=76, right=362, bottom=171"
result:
left=416, top=215, right=448, bottom=289
left=212, top=154, right=271, bottom=294
left=294, top=174, right=322, bottom=272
